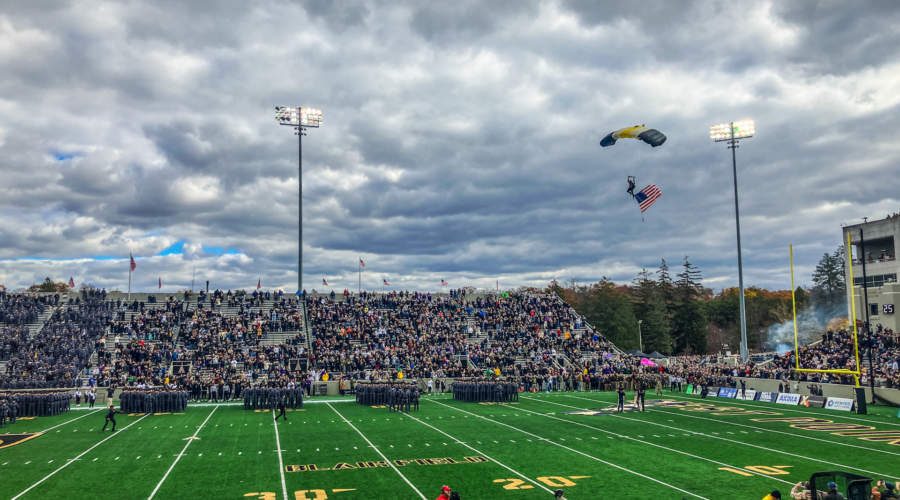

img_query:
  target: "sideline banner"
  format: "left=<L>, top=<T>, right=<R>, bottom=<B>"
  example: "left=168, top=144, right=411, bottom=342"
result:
left=825, top=397, right=854, bottom=412
left=736, top=389, right=756, bottom=401
left=708, top=387, right=721, bottom=397
left=757, top=391, right=777, bottom=403
left=685, top=384, right=693, bottom=394
left=801, top=395, right=826, bottom=408
left=775, top=393, right=802, bottom=405
left=718, top=388, right=737, bottom=398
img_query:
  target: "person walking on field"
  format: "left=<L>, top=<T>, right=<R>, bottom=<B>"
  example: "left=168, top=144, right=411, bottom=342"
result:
left=101, top=403, right=117, bottom=432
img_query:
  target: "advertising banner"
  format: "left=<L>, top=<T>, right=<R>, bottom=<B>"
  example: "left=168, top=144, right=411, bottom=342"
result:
left=801, top=395, right=827, bottom=408
left=757, top=391, right=777, bottom=403
left=825, top=397, right=854, bottom=412
left=736, top=389, right=756, bottom=401
left=718, top=388, right=737, bottom=398
left=707, top=387, right=720, bottom=397
left=775, top=393, right=802, bottom=405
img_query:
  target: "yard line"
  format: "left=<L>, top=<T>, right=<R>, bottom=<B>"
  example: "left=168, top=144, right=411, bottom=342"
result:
left=40, top=409, right=101, bottom=433
left=326, top=403, right=427, bottom=500
left=12, top=413, right=150, bottom=500
left=147, top=406, right=218, bottom=500
left=572, top=394, right=900, bottom=458
left=404, top=412, right=555, bottom=495
left=534, top=396, right=895, bottom=479
left=272, top=410, right=288, bottom=500
left=428, top=399, right=710, bottom=499
left=511, top=398, right=792, bottom=486
left=566, top=393, right=900, bottom=458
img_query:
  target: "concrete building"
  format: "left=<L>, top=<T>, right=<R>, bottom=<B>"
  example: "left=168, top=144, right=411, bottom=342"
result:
left=842, top=215, right=900, bottom=333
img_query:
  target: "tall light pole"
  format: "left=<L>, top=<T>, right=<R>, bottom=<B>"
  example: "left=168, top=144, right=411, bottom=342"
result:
left=710, top=120, right=755, bottom=363
left=275, top=106, right=323, bottom=293
left=638, top=319, right=643, bottom=353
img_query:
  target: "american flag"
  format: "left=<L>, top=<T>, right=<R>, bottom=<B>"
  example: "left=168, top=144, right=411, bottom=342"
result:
left=441, top=280, right=448, bottom=286
left=158, top=277, right=162, bottom=289
left=359, top=259, right=366, bottom=268
left=322, top=279, right=328, bottom=286
left=257, top=279, right=261, bottom=290
left=68, top=277, right=75, bottom=288
left=383, top=278, right=389, bottom=286
left=130, top=253, right=137, bottom=272
left=635, top=184, right=662, bottom=212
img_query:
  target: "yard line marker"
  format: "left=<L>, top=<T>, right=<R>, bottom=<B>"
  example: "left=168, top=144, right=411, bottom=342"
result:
left=553, top=396, right=896, bottom=479
left=11, top=413, right=150, bottom=500
left=47, top=460, right=52, bottom=464
left=147, top=406, right=217, bottom=500
left=326, top=403, right=426, bottom=500
left=429, top=399, right=711, bottom=499
left=93, top=458, right=98, bottom=461
left=25, top=461, right=31, bottom=464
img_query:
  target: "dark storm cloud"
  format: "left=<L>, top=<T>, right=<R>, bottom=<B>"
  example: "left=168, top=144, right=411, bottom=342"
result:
left=0, top=0, right=898, bottom=293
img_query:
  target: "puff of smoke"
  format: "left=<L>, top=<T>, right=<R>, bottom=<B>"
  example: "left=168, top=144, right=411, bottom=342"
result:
left=765, top=302, right=848, bottom=354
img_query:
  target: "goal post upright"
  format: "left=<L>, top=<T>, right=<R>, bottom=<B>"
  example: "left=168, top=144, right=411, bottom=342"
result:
left=790, top=240, right=862, bottom=387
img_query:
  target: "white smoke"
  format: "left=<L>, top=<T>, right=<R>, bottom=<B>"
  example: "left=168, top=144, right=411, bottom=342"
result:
left=764, top=304, right=841, bottom=352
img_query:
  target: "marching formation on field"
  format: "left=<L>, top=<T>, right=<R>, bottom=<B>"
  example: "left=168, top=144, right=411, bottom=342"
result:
left=354, top=383, right=420, bottom=412
left=1, top=391, right=72, bottom=426
left=119, top=389, right=188, bottom=413
left=450, top=379, right=519, bottom=403
left=242, top=386, right=304, bottom=410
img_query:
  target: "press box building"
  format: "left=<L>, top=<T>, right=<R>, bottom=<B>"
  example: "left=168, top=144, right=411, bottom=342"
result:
left=843, top=215, right=900, bottom=333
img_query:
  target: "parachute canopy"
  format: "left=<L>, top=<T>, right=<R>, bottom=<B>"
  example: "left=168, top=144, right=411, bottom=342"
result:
left=600, top=125, right=667, bottom=148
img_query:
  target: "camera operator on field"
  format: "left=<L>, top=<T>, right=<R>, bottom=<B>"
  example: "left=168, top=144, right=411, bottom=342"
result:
left=435, top=485, right=450, bottom=500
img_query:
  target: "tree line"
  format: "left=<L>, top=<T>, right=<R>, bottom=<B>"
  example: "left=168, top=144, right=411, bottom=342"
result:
left=540, top=247, right=846, bottom=355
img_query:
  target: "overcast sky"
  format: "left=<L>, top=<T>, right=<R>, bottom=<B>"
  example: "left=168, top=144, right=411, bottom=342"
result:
left=1, top=1, right=898, bottom=293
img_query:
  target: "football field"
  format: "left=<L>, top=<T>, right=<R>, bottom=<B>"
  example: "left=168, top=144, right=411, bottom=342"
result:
left=1, top=391, right=898, bottom=500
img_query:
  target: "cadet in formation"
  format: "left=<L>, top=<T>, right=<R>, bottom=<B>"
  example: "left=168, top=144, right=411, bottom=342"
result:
left=0, top=391, right=70, bottom=420
left=243, top=385, right=304, bottom=411
left=451, top=379, right=519, bottom=404
left=119, top=389, right=188, bottom=414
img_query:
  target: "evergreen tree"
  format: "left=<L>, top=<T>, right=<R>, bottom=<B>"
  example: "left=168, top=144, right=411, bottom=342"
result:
left=672, top=256, right=708, bottom=354
left=582, top=279, right=640, bottom=350
left=631, top=269, right=671, bottom=354
left=811, top=246, right=847, bottom=314
left=657, top=259, right=675, bottom=334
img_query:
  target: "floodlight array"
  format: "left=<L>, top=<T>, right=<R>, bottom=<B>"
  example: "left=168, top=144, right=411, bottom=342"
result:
left=710, top=120, right=754, bottom=142
left=275, top=106, right=323, bottom=128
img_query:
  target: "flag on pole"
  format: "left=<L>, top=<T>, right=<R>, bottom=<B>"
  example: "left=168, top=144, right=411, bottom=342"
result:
left=257, top=279, right=261, bottom=290
left=496, top=280, right=499, bottom=291
left=441, top=280, right=448, bottom=286
left=359, top=259, right=366, bottom=267
left=158, top=277, right=162, bottom=289
left=383, top=279, right=389, bottom=286
left=635, top=184, right=662, bottom=212
left=322, top=279, right=328, bottom=286
left=68, top=277, right=75, bottom=288
left=130, top=253, right=137, bottom=271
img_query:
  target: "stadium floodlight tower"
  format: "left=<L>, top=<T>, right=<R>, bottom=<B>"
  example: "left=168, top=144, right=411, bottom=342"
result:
left=710, top=120, right=755, bottom=363
left=275, top=106, right=323, bottom=294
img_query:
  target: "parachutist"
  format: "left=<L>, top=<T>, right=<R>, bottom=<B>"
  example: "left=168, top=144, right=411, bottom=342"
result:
left=627, top=176, right=636, bottom=199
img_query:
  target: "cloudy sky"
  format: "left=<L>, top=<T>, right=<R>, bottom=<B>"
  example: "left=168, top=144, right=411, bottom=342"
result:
left=0, top=0, right=898, bottom=293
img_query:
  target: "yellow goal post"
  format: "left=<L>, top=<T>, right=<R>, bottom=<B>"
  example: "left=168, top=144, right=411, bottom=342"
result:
left=790, top=234, right=861, bottom=387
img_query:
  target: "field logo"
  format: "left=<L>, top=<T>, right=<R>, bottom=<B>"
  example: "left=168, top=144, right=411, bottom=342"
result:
left=825, top=397, right=854, bottom=411
left=775, top=393, right=801, bottom=405
left=0, top=432, right=42, bottom=449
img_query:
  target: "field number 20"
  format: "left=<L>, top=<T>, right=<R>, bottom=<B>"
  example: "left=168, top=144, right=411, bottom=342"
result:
left=495, top=476, right=587, bottom=489
left=719, top=465, right=792, bottom=477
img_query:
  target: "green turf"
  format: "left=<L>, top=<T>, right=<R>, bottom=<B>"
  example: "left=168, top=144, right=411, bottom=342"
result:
left=1, top=392, right=898, bottom=500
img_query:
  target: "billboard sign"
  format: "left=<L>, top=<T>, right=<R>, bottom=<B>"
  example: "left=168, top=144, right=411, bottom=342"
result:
left=775, top=393, right=802, bottom=405
left=718, top=388, right=737, bottom=398
left=736, top=389, right=757, bottom=401
left=757, top=391, right=777, bottom=403
left=825, top=397, right=854, bottom=412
